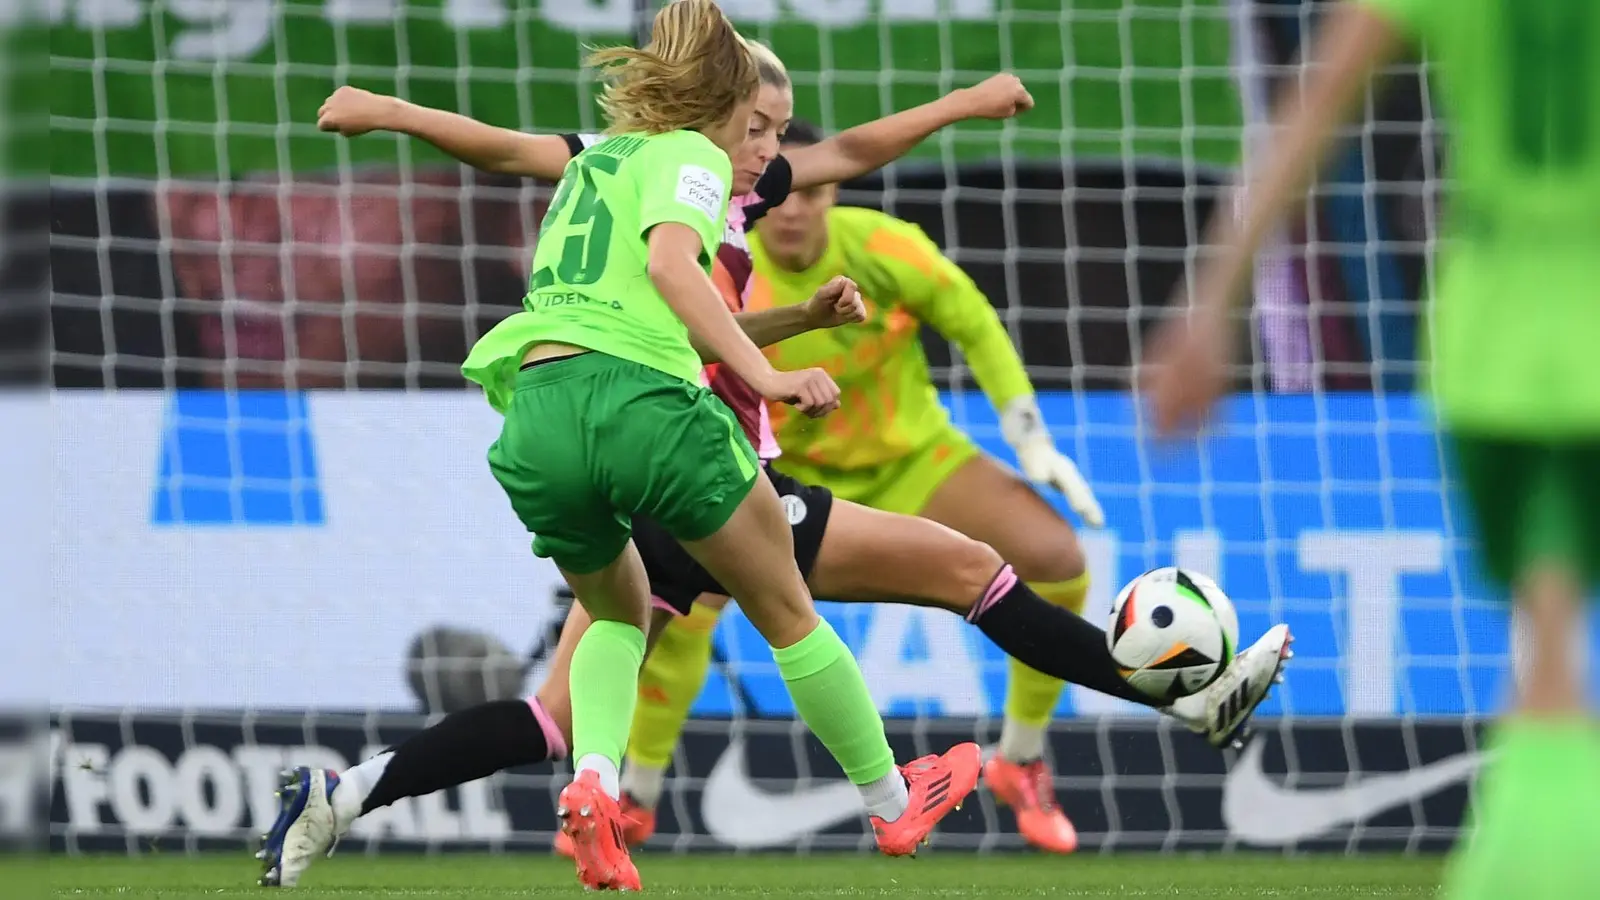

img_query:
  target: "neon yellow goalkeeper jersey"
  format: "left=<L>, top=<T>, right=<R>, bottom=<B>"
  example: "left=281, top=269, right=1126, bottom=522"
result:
left=1363, top=0, right=1600, bottom=435
left=748, top=206, right=1033, bottom=470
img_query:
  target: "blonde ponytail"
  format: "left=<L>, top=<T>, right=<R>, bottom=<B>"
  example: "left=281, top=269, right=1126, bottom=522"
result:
left=586, top=0, right=759, bottom=135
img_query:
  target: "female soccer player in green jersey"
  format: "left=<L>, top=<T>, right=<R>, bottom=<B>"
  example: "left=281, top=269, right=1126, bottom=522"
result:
left=1143, top=1, right=1600, bottom=896
left=455, top=1, right=977, bottom=888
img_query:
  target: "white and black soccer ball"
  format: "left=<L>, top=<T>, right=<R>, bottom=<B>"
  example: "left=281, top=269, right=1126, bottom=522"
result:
left=1108, top=567, right=1240, bottom=702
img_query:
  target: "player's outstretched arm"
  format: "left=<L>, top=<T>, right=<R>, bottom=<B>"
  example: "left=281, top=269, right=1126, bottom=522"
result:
left=316, top=86, right=574, bottom=179
left=783, top=74, right=1034, bottom=190
left=693, top=276, right=866, bottom=363
left=648, top=224, right=840, bottom=418
left=1142, top=4, right=1401, bottom=435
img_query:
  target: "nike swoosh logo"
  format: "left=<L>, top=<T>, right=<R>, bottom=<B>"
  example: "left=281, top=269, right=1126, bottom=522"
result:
left=1223, top=738, right=1484, bottom=845
left=701, top=738, right=863, bottom=848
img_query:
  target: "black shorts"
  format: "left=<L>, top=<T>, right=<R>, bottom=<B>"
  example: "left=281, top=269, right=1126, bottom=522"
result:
left=631, top=467, right=834, bottom=617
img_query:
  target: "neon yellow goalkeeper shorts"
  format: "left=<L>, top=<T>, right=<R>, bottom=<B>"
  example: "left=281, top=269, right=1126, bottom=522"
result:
left=1449, top=433, right=1600, bottom=589
left=771, top=429, right=980, bottom=517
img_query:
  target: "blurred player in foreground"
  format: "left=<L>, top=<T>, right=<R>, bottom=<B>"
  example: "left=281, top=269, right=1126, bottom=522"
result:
left=1142, top=1, right=1600, bottom=896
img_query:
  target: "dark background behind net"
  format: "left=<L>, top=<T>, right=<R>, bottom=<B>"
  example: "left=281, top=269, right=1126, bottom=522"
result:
left=48, top=159, right=1252, bottom=392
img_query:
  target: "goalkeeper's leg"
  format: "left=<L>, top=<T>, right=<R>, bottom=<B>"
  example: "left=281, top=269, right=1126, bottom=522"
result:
left=1441, top=439, right=1600, bottom=900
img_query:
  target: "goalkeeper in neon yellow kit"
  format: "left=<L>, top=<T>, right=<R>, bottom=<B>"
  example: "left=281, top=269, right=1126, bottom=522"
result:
left=618, top=120, right=1106, bottom=855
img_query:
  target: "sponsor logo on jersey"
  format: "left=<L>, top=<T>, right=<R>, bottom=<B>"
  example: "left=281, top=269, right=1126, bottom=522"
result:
left=675, top=165, right=726, bottom=223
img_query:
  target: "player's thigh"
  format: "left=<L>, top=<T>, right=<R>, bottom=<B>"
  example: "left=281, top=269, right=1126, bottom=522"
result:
left=631, top=515, right=721, bottom=618
left=490, top=362, right=630, bottom=575
left=917, top=451, right=1086, bottom=583
left=679, top=469, right=818, bottom=648
left=807, top=498, right=1004, bottom=614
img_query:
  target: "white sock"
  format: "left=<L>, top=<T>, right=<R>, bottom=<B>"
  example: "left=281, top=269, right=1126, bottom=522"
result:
left=858, top=769, right=909, bottom=822
left=620, top=760, right=666, bottom=809
left=575, top=754, right=621, bottom=800
left=337, top=750, right=392, bottom=819
left=998, top=718, right=1048, bottom=763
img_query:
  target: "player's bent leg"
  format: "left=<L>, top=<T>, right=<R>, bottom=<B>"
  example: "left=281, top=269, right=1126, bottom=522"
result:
left=679, top=474, right=979, bottom=855
left=916, top=453, right=1088, bottom=853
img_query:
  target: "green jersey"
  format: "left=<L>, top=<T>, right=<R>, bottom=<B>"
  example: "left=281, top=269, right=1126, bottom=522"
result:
left=463, top=130, right=731, bottom=411
left=1363, top=0, right=1600, bottom=435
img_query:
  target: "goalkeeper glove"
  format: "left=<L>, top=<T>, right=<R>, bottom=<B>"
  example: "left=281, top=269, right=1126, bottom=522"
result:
left=1000, top=396, right=1105, bottom=528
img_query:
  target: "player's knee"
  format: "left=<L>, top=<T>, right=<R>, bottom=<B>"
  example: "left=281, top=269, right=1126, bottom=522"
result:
left=1003, top=528, right=1086, bottom=585
left=533, top=686, right=575, bottom=750
left=738, top=580, right=821, bottom=649
left=943, top=536, right=1008, bottom=612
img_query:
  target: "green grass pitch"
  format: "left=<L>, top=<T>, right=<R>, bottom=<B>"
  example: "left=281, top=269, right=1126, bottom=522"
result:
left=26, top=852, right=1443, bottom=898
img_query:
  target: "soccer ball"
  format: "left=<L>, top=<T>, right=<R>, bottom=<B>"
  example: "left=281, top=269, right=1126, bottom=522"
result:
left=1108, top=567, right=1240, bottom=702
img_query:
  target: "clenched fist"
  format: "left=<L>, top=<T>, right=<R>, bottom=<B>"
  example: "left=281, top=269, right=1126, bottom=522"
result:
left=804, top=276, right=867, bottom=329
left=753, top=368, right=841, bottom=419
left=956, top=74, right=1035, bottom=120
left=317, top=86, right=402, bottom=138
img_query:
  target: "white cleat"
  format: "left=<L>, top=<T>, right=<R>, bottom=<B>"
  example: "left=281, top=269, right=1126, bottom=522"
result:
left=258, top=767, right=354, bottom=887
left=1164, top=624, right=1293, bottom=750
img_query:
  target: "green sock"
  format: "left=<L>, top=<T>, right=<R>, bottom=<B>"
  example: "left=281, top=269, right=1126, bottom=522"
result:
left=772, top=619, right=896, bottom=785
left=567, top=619, right=647, bottom=768
left=1442, top=718, right=1600, bottom=900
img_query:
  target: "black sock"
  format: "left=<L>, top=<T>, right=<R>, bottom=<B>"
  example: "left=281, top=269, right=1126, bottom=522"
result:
left=968, top=567, right=1155, bottom=708
left=361, top=698, right=557, bottom=815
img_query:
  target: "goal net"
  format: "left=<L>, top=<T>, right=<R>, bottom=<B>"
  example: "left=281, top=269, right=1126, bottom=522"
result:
left=45, top=0, right=1546, bottom=856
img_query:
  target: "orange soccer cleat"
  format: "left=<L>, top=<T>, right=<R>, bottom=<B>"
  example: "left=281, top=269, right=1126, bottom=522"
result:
left=982, top=754, right=1079, bottom=854
left=553, top=792, right=656, bottom=858
left=871, top=742, right=982, bottom=856
left=554, top=771, right=642, bottom=891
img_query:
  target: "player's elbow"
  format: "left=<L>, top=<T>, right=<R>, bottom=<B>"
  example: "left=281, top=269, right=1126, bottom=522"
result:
left=646, top=228, right=692, bottom=284
left=646, top=255, right=680, bottom=296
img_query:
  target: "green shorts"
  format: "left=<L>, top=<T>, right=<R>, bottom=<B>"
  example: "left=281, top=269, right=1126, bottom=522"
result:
left=488, top=352, right=760, bottom=574
left=1449, top=434, right=1600, bottom=589
left=773, top=429, right=980, bottom=517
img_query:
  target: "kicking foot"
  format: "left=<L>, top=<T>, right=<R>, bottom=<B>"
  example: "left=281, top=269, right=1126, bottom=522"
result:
left=257, top=767, right=354, bottom=887
left=553, top=792, right=655, bottom=857
left=982, top=755, right=1078, bottom=853
left=1166, top=624, right=1293, bottom=749
left=872, top=742, right=981, bottom=857
left=556, top=770, right=642, bottom=891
